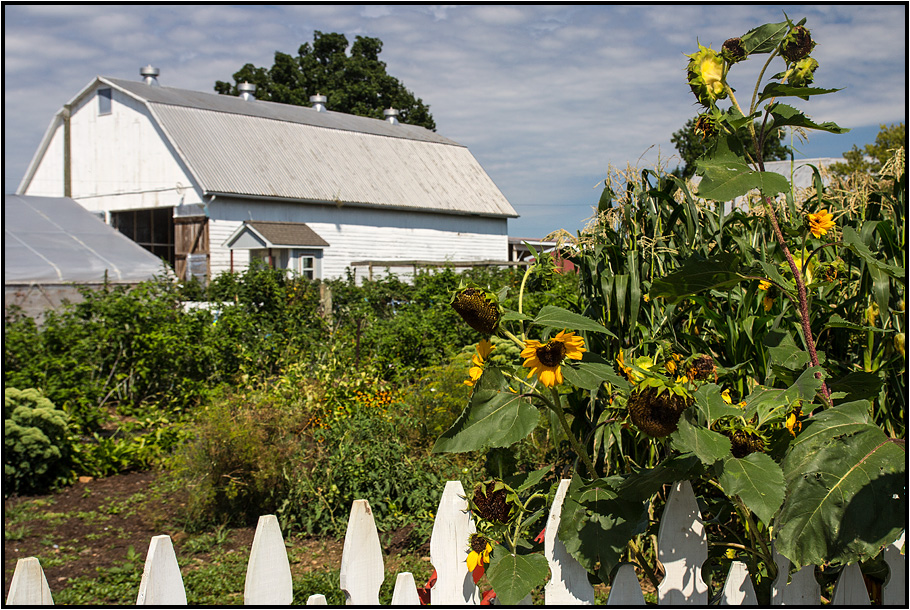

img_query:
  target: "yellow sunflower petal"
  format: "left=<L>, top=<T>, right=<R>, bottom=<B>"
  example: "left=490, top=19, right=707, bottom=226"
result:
left=466, top=550, right=480, bottom=572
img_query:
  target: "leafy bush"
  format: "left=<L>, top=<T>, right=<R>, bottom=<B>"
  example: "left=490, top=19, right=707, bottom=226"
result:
left=4, top=388, right=75, bottom=496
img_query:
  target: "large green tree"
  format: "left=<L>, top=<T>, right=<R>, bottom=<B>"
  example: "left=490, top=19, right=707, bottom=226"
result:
left=670, top=117, right=790, bottom=179
left=215, top=31, right=436, bottom=130
left=829, top=122, right=905, bottom=177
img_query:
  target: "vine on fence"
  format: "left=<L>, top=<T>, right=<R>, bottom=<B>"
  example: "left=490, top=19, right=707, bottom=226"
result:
left=435, top=15, right=905, bottom=605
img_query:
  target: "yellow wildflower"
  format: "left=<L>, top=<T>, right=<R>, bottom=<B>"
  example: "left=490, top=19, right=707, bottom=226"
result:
left=786, top=412, right=802, bottom=436
left=722, top=389, right=732, bottom=404
left=808, top=209, right=835, bottom=238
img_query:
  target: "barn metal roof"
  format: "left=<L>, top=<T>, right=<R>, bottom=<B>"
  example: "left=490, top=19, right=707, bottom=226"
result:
left=101, top=78, right=518, bottom=218
left=4, top=195, right=166, bottom=285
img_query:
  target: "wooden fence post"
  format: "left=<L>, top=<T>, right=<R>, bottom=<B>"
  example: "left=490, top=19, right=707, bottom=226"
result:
left=244, top=514, right=293, bottom=605
left=430, top=480, right=478, bottom=605
left=339, top=499, right=384, bottom=605
left=306, top=593, right=328, bottom=604
left=657, top=480, right=708, bottom=605
left=771, top=548, right=819, bottom=605
left=390, top=572, right=421, bottom=605
left=136, top=535, right=187, bottom=605
left=544, top=478, right=595, bottom=604
left=6, top=557, right=53, bottom=605
left=719, top=561, right=757, bottom=605
left=607, top=563, right=646, bottom=606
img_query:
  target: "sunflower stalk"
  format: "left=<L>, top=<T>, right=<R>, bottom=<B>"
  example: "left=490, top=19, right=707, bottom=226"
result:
left=548, top=387, right=598, bottom=478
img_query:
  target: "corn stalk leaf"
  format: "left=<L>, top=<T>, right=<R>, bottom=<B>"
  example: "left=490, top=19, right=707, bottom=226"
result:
left=775, top=400, right=906, bottom=567
left=649, top=253, right=744, bottom=304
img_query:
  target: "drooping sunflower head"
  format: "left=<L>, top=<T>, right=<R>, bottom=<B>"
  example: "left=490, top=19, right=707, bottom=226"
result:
left=451, top=286, right=502, bottom=335
left=721, top=37, right=747, bottom=64
left=724, top=429, right=766, bottom=458
left=471, top=480, right=515, bottom=524
left=627, top=386, right=692, bottom=437
left=694, top=113, right=719, bottom=140
left=780, top=25, right=816, bottom=64
left=688, top=355, right=717, bottom=381
left=521, top=330, right=586, bottom=388
left=783, top=56, right=819, bottom=87
left=686, top=43, right=728, bottom=107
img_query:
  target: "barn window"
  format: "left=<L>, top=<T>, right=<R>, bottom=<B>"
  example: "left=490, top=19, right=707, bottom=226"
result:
left=98, top=88, right=112, bottom=115
left=111, top=208, right=175, bottom=268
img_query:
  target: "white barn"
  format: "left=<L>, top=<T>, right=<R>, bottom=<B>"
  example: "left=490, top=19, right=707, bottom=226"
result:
left=17, top=67, right=518, bottom=282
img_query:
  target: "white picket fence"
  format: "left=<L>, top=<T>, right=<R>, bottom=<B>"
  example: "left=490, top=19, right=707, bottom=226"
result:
left=6, top=480, right=906, bottom=605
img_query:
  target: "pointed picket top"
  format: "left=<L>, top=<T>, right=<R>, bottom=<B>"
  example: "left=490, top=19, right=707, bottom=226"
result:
left=430, top=480, right=479, bottom=605
left=544, top=478, right=596, bottom=605
left=719, top=561, right=757, bottom=605
left=306, top=593, right=328, bottom=604
left=882, top=531, right=906, bottom=606
left=136, top=535, right=187, bottom=605
left=657, top=480, right=708, bottom=605
left=340, top=499, right=385, bottom=605
left=244, top=514, right=293, bottom=605
left=831, top=563, right=870, bottom=605
left=390, top=572, right=421, bottom=605
left=6, top=557, right=53, bottom=605
left=607, top=563, right=646, bottom=605
left=771, top=547, right=819, bottom=605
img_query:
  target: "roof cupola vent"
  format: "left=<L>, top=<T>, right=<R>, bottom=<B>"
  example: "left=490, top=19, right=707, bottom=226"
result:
left=383, top=108, right=400, bottom=125
left=238, top=82, right=257, bottom=101
left=310, top=94, right=327, bottom=112
left=140, top=65, right=160, bottom=86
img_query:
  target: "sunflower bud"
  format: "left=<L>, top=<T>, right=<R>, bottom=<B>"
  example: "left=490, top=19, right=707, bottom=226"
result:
left=866, top=302, right=880, bottom=327
left=783, top=57, right=819, bottom=87
left=451, top=287, right=501, bottom=335
left=721, top=37, right=747, bottom=64
left=725, top=430, right=765, bottom=458
left=686, top=44, right=728, bottom=107
left=780, top=25, right=816, bottom=64
left=894, top=333, right=905, bottom=357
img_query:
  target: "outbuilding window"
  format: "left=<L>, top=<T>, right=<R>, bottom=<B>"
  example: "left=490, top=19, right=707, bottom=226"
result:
left=98, top=88, right=112, bottom=115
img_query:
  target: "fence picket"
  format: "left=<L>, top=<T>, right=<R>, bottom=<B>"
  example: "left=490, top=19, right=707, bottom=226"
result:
left=719, top=561, right=757, bottom=605
left=657, top=480, right=708, bottom=605
left=244, top=514, right=293, bottom=605
left=339, top=499, right=385, bottom=605
left=544, top=478, right=595, bottom=605
left=606, top=563, right=645, bottom=605
left=6, top=557, right=53, bottom=605
left=390, top=572, right=420, bottom=605
left=831, top=563, right=870, bottom=605
left=771, top=548, right=819, bottom=605
left=136, top=535, right=186, bottom=605
left=882, top=531, right=906, bottom=605
left=306, top=593, right=328, bottom=604
left=429, top=480, right=478, bottom=605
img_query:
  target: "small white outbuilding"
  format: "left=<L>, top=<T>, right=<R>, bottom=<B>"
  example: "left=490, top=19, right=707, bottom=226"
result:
left=18, top=67, right=518, bottom=283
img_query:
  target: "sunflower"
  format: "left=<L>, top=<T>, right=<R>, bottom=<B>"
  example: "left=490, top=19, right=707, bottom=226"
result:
left=466, top=533, right=492, bottom=574
left=521, top=331, right=586, bottom=388
left=464, top=339, right=494, bottom=387
left=808, top=209, right=835, bottom=238
left=786, top=411, right=802, bottom=436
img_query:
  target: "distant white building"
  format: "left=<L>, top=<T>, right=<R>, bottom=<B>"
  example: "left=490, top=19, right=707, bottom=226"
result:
left=18, top=67, right=518, bottom=283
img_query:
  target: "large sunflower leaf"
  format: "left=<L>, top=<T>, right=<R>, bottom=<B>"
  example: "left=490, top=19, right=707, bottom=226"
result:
left=649, top=253, right=744, bottom=304
left=740, top=20, right=791, bottom=54
left=671, top=417, right=732, bottom=466
left=758, top=84, right=841, bottom=105
left=775, top=400, right=906, bottom=567
left=433, top=367, right=538, bottom=453
left=766, top=103, right=849, bottom=134
left=717, top=453, right=785, bottom=525
left=696, top=163, right=791, bottom=202
left=558, top=475, right=648, bottom=583
left=531, top=305, right=616, bottom=337
left=486, top=545, right=549, bottom=606
left=563, top=352, right=630, bottom=392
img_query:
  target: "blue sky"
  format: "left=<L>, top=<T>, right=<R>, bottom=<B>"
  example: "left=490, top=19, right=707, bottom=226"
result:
left=4, top=4, right=906, bottom=238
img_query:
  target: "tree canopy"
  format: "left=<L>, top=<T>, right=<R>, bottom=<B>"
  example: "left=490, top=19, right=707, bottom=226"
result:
left=215, top=31, right=436, bottom=131
left=829, top=122, right=905, bottom=177
left=670, top=117, right=789, bottom=179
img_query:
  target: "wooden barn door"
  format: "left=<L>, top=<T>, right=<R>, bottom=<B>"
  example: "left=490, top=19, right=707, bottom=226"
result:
left=174, top=215, right=209, bottom=284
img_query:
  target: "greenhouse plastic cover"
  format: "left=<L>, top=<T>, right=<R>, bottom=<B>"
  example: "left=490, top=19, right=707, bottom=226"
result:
left=4, top=194, right=166, bottom=285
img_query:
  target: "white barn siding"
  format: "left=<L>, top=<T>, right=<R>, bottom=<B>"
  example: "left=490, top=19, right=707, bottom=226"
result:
left=211, top=198, right=507, bottom=281
left=209, top=219, right=248, bottom=276
left=23, top=84, right=200, bottom=214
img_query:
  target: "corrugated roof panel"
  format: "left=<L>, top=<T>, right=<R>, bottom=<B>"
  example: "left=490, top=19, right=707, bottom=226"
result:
left=151, top=105, right=517, bottom=217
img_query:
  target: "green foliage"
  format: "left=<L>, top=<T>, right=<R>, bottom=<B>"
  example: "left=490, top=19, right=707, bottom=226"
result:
left=830, top=123, right=906, bottom=177
left=214, top=30, right=436, bottom=130
left=671, top=117, right=790, bottom=179
left=4, top=388, right=75, bottom=496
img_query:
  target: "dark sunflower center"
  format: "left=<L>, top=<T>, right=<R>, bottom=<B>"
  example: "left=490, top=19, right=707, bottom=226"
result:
left=537, top=340, right=567, bottom=367
left=469, top=533, right=489, bottom=553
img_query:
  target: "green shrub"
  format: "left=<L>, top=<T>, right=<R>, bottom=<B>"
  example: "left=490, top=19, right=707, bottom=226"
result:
left=3, top=388, right=75, bottom=496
